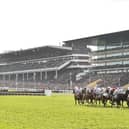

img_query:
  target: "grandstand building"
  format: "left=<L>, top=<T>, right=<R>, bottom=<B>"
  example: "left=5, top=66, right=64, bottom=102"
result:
left=1, top=30, right=129, bottom=91
left=64, top=30, right=129, bottom=87
left=0, top=45, right=90, bottom=90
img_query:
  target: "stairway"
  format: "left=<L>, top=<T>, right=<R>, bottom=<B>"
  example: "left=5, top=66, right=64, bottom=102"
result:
left=122, top=83, right=129, bottom=90
left=87, top=79, right=103, bottom=88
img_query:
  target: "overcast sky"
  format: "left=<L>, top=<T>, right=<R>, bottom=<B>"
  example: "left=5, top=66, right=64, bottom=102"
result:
left=0, top=0, right=129, bottom=53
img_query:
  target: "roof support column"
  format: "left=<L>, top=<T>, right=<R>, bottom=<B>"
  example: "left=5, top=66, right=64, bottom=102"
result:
left=23, top=73, right=24, bottom=90
left=8, top=74, right=10, bottom=88
left=40, top=71, right=42, bottom=81
left=45, top=71, right=47, bottom=80
left=69, top=72, right=72, bottom=90
left=33, top=72, right=36, bottom=89
left=3, top=74, right=5, bottom=87
left=16, top=74, right=18, bottom=90
left=104, top=43, right=107, bottom=67
left=121, top=41, right=124, bottom=65
left=33, top=72, right=36, bottom=81
left=8, top=74, right=10, bottom=81
left=27, top=72, right=29, bottom=81
left=9, top=74, right=12, bottom=88
left=55, top=70, right=58, bottom=79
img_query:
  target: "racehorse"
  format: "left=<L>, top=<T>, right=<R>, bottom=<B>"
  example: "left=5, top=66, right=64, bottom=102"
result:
left=73, top=88, right=83, bottom=105
left=94, top=93, right=102, bottom=105
left=127, top=94, right=129, bottom=107
left=101, top=88, right=113, bottom=107
left=93, top=87, right=103, bottom=105
left=111, top=89, right=129, bottom=107
left=85, top=88, right=94, bottom=104
left=73, top=87, right=94, bottom=105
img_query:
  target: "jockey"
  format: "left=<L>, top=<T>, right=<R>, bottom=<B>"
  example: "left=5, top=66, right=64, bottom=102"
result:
left=78, top=87, right=83, bottom=94
left=95, top=87, right=101, bottom=95
left=74, top=86, right=78, bottom=90
left=106, top=87, right=110, bottom=93
left=113, top=88, right=119, bottom=96
left=86, top=87, right=91, bottom=93
left=74, top=86, right=78, bottom=92
left=126, top=87, right=129, bottom=95
left=79, top=87, right=82, bottom=92
left=118, top=88, right=125, bottom=94
left=74, top=86, right=80, bottom=94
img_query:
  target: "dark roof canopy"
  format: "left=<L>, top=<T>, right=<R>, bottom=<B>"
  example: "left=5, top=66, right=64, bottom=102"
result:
left=64, top=30, right=129, bottom=46
left=0, top=45, right=72, bottom=63
left=0, top=45, right=72, bottom=56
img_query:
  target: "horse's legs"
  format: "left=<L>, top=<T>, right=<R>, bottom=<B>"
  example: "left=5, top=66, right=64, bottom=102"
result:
left=75, top=99, right=77, bottom=105
left=91, top=98, right=94, bottom=104
left=87, top=99, right=89, bottom=104
left=81, top=99, right=84, bottom=105
left=102, top=97, right=107, bottom=107
left=103, top=100, right=106, bottom=107
left=111, top=100, right=113, bottom=107
left=111, top=97, right=115, bottom=107
left=74, top=96, right=78, bottom=105
left=116, top=99, right=121, bottom=108
left=95, top=99, right=97, bottom=105
left=127, top=101, right=129, bottom=107
left=121, top=100, right=124, bottom=107
left=77, top=99, right=80, bottom=105
left=99, top=99, right=101, bottom=105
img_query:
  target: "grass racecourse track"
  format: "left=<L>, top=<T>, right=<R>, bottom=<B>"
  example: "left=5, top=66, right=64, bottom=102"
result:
left=1, top=95, right=129, bottom=129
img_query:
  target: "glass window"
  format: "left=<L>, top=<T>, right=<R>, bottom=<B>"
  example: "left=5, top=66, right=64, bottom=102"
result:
left=123, top=51, right=129, bottom=55
left=106, top=61, right=122, bottom=65
left=123, top=60, right=129, bottom=64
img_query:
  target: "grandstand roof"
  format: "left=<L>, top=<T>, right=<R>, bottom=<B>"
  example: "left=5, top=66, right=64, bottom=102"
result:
left=46, top=45, right=72, bottom=50
left=0, top=45, right=72, bottom=63
left=64, top=30, right=129, bottom=46
left=0, top=45, right=72, bottom=55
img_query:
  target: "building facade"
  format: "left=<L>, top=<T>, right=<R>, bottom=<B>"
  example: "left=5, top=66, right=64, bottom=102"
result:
left=64, top=30, right=129, bottom=86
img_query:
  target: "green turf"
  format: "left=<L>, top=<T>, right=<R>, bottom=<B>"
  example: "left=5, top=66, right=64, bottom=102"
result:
left=0, top=94, right=129, bottom=129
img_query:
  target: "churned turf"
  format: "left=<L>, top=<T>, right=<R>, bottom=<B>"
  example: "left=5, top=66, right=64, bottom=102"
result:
left=0, top=94, right=129, bottom=129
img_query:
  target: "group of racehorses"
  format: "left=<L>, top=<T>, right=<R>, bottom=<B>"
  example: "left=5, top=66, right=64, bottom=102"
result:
left=73, top=87, right=129, bottom=108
